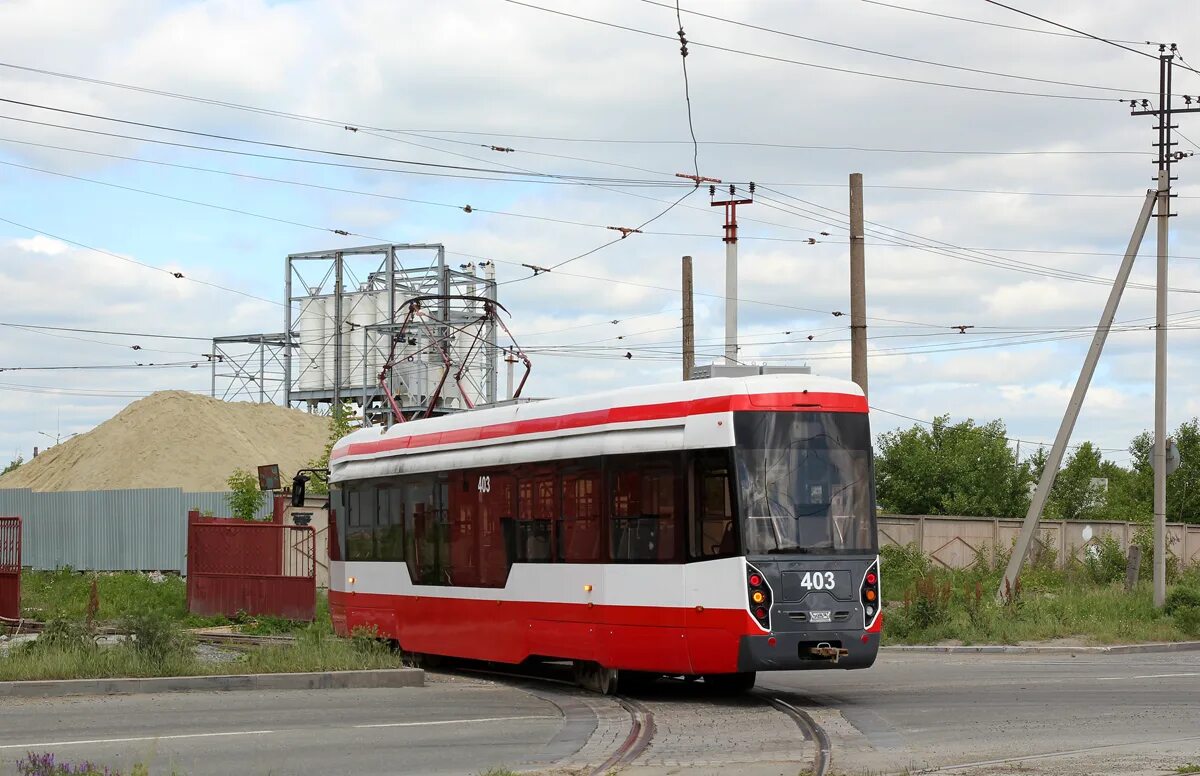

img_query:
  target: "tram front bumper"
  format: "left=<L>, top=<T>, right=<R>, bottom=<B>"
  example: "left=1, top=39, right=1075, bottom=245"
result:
left=736, top=629, right=879, bottom=671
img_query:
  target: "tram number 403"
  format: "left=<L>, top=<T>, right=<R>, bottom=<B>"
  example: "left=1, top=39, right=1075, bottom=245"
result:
left=799, top=571, right=837, bottom=590
left=477, top=475, right=492, bottom=493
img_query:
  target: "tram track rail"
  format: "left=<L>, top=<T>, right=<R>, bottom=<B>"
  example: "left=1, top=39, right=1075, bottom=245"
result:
left=759, top=692, right=832, bottom=776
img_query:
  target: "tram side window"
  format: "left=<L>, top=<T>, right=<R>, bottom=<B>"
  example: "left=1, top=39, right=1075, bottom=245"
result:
left=693, top=452, right=737, bottom=559
left=610, top=458, right=679, bottom=563
left=449, top=472, right=480, bottom=587
left=504, top=474, right=555, bottom=565
left=345, top=485, right=377, bottom=561
left=561, top=471, right=602, bottom=562
left=376, top=484, right=405, bottom=562
left=478, top=473, right=515, bottom=585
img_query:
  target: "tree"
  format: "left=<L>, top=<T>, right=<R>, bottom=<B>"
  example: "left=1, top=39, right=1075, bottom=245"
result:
left=2, top=455, right=22, bottom=476
left=875, top=416, right=1030, bottom=517
left=226, top=468, right=266, bottom=521
left=1125, top=417, right=1200, bottom=523
left=1045, top=442, right=1107, bottom=521
left=306, top=402, right=357, bottom=496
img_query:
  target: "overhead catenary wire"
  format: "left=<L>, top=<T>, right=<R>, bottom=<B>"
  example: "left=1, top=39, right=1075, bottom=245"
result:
left=751, top=186, right=1200, bottom=295
left=0, top=215, right=280, bottom=306
left=868, top=406, right=1128, bottom=454
left=501, top=0, right=1126, bottom=102
left=0, top=59, right=1148, bottom=156
left=980, top=0, right=1167, bottom=65
left=0, top=97, right=697, bottom=188
left=642, top=0, right=1151, bottom=95
left=860, top=0, right=1157, bottom=47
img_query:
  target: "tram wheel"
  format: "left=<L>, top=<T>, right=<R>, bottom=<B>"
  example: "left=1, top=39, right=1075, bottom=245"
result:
left=703, top=671, right=756, bottom=694
left=573, top=661, right=618, bottom=694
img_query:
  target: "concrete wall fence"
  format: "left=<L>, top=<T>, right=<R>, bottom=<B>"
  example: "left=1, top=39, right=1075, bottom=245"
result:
left=880, top=514, right=1200, bottom=570
left=0, top=488, right=272, bottom=572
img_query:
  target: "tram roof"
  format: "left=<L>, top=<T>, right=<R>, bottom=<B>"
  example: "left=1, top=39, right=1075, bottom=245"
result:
left=329, top=373, right=865, bottom=481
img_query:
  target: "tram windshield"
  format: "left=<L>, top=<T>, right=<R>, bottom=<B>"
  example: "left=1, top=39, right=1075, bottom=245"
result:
left=733, top=411, right=877, bottom=555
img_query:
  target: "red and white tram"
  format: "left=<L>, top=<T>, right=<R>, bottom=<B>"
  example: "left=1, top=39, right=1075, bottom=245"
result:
left=327, top=372, right=881, bottom=692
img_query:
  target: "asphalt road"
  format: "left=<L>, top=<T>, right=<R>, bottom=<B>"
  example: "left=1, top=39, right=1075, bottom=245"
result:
left=2, top=652, right=1198, bottom=775
left=0, top=677, right=571, bottom=776
left=761, top=649, right=1200, bottom=775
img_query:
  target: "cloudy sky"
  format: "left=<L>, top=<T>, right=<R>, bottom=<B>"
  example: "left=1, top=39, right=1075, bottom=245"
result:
left=1, top=0, right=1198, bottom=466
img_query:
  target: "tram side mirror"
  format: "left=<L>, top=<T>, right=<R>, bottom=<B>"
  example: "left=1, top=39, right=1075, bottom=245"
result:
left=291, top=474, right=309, bottom=507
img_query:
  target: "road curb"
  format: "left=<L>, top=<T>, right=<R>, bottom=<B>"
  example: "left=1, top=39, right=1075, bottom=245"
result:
left=0, top=668, right=425, bottom=698
left=882, top=641, right=1200, bottom=655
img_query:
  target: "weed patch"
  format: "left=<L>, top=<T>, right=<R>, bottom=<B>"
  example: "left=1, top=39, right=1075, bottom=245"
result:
left=881, top=542, right=1195, bottom=646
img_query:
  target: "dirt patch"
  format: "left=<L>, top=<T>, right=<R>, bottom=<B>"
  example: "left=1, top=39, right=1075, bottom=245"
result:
left=0, top=391, right=329, bottom=492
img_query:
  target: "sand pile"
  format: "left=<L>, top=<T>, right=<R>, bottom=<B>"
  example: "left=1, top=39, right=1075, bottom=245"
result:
left=0, top=391, right=331, bottom=492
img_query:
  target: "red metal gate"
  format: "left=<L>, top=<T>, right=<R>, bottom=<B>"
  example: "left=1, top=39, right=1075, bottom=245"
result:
left=0, top=516, right=20, bottom=621
left=185, top=512, right=316, bottom=620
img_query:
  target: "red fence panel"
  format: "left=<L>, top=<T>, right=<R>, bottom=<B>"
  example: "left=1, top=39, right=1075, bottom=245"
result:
left=0, top=516, right=20, bottom=621
left=186, top=512, right=315, bottom=621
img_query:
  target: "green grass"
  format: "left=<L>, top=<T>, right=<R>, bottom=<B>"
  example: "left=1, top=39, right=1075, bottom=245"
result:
left=18, top=569, right=332, bottom=634
left=880, top=544, right=1200, bottom=646
left=20, top=569, right=225, bottom=628
left=0, top=626, right=404, bottom=682
left=1177, top=765, right=1200, bottom=775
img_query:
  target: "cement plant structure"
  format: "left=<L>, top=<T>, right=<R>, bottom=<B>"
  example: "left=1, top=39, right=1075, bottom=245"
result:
left=212, top=243, right=500, bottom=420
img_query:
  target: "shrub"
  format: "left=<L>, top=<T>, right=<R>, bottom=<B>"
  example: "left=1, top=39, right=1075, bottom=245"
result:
left=908, top=576, right=951, bottom=630
left=1133, top=525, right=1180, bottom=583
left=880, top=543, right=931, bottom=593
left=1083, top=535, right=1128, bottom=585
left=1173, top=606, right=1200, bottom=638
left=120, top=611, right=192, bottom=664
left=30, top=617, right=94, bottom=652
left=1164, top=586, right=1200, bottom=616
left=226, top=468, right=265, bottom=521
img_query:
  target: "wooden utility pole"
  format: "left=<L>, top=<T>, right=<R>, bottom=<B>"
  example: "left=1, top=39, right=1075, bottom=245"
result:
left=849, top=173, right=868, bottom=397
left=682, top=256, right=695, bottom=380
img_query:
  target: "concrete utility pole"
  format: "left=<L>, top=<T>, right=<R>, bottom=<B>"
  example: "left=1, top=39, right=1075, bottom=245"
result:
left=998, top=188, right=1158, bottom=602
left=505, top=349, right=517, bottom=400
left=711, top=184, right=754, bottom=364
left=1154, top=168, right=1169, bottom=607
left=849, top=173, right=868, bottom=397
left=682, top=256, right=695, bottom=380
left=1128, top=45, right=1199, bottom=606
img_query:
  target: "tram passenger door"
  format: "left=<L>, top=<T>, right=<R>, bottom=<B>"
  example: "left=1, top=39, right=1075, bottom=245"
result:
left=685, top=452, right=742, bottom=675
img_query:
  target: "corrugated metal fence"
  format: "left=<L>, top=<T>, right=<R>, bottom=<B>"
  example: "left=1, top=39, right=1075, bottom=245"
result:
left=0, top=488, right=273, bottom=571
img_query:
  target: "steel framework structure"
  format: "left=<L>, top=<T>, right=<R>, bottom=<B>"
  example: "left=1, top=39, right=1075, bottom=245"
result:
left=209, top=333, right=291, bottom=404
left=283, top=243, right=499, bottom=420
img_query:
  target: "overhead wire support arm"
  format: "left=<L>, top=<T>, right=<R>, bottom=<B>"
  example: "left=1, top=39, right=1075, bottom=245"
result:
left=676, top=172, right=721, bottom=185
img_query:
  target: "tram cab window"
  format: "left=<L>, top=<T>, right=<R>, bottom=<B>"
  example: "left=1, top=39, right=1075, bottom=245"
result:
left=610, top=457, right=678, bottom=563
left=692, top=452, right=738, bottom=559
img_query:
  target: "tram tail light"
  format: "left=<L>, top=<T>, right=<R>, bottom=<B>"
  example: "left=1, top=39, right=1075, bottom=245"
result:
left=861, top=558, right=881, bottom=632
left=746, top=563, right=772, bottom=631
